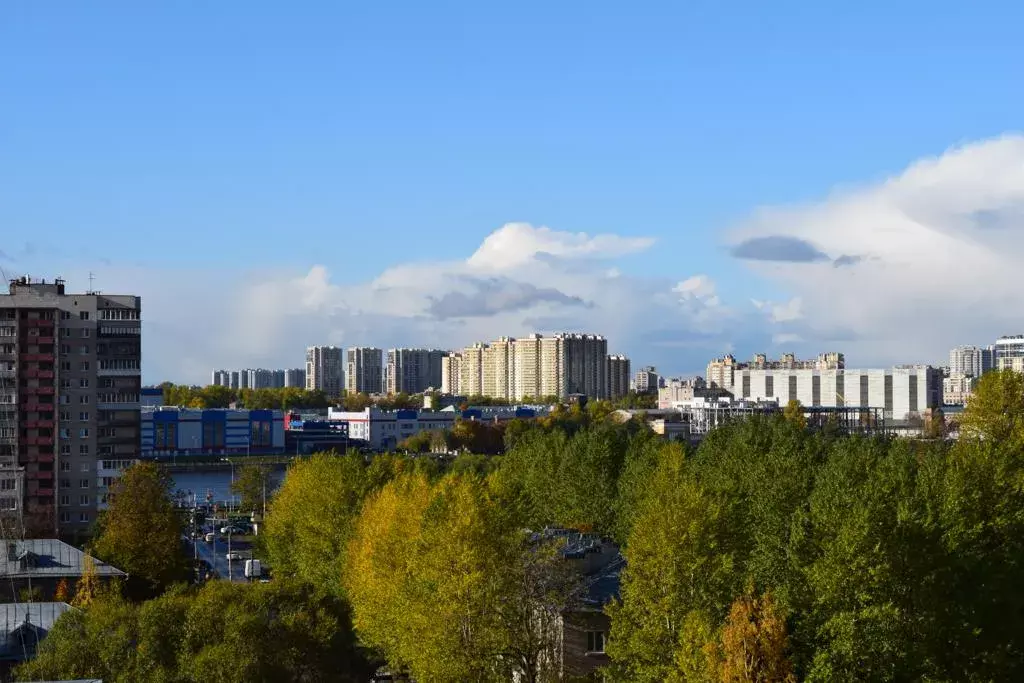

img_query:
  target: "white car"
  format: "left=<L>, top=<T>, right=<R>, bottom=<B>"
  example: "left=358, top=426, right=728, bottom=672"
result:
left=226, top=551, right=245, bottom=561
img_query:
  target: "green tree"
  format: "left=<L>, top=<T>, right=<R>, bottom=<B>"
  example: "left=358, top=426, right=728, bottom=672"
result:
left=230, top=463, right=272, bottom=516
left=262, top=453, right=374, bottom=597
left=93, top=462, right=188, bottom=598
left=959, top=368, right=1024, bottom=449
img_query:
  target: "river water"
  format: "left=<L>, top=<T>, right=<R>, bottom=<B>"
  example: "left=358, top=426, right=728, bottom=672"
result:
left=171, top=468, right=286, bottom=507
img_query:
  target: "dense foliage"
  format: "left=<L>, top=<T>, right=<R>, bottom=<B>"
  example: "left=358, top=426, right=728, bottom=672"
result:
left=17, top=580, right=372, bottom=682
left=28, top=371, right=1024, bottom=681
left=93, top=461, right=190, bottom=598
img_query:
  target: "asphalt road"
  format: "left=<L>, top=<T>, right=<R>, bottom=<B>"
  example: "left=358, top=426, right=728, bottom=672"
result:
left=186, top=530, right=254, bottom=583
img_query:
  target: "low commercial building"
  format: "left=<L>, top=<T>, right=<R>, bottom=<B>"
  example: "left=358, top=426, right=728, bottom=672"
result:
left=141, top=407, right=285, bottom=457
left=0, top=601, right=72, bottom=667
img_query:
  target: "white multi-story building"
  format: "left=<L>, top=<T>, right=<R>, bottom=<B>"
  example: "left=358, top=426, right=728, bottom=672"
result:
left=995, top=336, right=1024, bottom=373
left=607, top=355, right=631, bottom=400
left=305, top=346, right=343, bottom=396
left=441, top=353, right=462, bottom=395
left=327, top=407, right=456, bottom=451
left=346, top=347, right=383, bottom=395
left=633, top=366, right=660, bottom=394
left=713, top=365, right=941, bottom=422
left=385, top=349, right=445, bottom=395
left=707, top=352, right=845, bottom=389
left=949, top=345, right=994, bottom=377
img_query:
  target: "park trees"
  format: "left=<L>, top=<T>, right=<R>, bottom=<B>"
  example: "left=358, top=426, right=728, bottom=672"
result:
left=92, top=461, right=188, bottom=598
left=262, top=453, right=376, bottom=597
left=230, top=463, right=272, bottom=515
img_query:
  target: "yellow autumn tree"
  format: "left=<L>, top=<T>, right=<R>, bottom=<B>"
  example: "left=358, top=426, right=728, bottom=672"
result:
left=782, top=400, right=806, bottom=431
left=71, top=553, right=102, bottom=608
left=717, top=591, right=796, bottom=683
left=53, top=578, right=70, bottom=603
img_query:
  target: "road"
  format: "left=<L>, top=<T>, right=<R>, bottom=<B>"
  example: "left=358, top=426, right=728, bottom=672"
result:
left=186, top=530, right=254, bottom=583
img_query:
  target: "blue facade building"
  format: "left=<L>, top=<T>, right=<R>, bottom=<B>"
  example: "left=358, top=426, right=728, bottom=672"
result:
left=141, top=407, right=285, bottom=457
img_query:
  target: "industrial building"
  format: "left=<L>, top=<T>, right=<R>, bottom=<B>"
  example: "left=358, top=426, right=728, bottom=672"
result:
left=141, top=406, right=285, bottom=457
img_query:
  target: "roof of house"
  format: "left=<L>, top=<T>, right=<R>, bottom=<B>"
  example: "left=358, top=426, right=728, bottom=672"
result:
left=0, top=601, right=73, bottom=660
left=0, top=540, right=126, bottom=580
left=582, top=556, right=623, bottom=608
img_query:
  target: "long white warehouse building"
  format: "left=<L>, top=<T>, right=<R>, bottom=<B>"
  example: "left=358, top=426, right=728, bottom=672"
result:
left=717, top=366, right=942, bottom=422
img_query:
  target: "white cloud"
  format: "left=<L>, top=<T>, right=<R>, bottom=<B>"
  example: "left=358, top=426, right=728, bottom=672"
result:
left=732, top=134, right=1024, bottom=366
left=64, top=223, right=735, bottom=383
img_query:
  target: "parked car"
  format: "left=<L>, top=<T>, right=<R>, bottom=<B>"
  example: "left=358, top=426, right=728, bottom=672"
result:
left=205, top=532, right=217, bottom=543
left=220, top=525, right=247, bottom=535
left=226, top=550, right=249, bottom=561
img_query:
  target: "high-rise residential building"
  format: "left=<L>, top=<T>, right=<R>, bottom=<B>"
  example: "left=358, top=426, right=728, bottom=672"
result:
left=441, top=353, right=462, bottom=395
left=385, top=349, right=446, bottom=394
left=283, top=368, right=305, bottom=388
left=0, top=276, right=142, bottom=537
left=948, top=345, right=993, bottom=378
left=446, top=333, right=612, bottom=401
left=211, top=370, right=229, bottom=387
left=346, top=347, right=384, bottom=395
left=995, top=336, right=1024, bottom=373
left=305, top=346, right=343, bottom=396
left=706, top=352, right=844, bottom=389
left=633, top=366, right=660, bottom=394
left=607, top=355, right=631, bottom=400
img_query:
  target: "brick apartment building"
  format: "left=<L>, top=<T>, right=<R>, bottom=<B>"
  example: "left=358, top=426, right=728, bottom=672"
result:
left=0, top=276, right=141, bottom=538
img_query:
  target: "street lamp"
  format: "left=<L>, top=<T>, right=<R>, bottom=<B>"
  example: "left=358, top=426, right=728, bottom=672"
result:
left=221, top=457, right=235, bottom=581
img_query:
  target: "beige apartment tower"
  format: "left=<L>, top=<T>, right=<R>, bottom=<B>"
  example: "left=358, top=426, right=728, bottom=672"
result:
left=0, top=276, right=141, bottom=538
left=346, top=347, right=384, bottom=395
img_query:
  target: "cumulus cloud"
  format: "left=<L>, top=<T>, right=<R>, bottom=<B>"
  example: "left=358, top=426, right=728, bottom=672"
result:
left=730, top=134, right=1024, bottom=366
left=55, top=223, right=747, bottom=383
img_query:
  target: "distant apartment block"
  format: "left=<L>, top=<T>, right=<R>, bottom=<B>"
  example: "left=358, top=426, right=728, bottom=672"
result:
left=443, top=333, right=618, bottom=401
left=949, top=345, right=994, bottom=378
left=943, top=373, right=977, bottom=406
left=0, top=276, right=142, bottom=536
left=212, top=368, right=301, bottom=390
left=607, top=355, right=631, bottom=400
left=633, top=366, right=660, bottom=394
left=385, top=348, right=445, bottom=394
left=658, top=377, right=707, bottom=409
left=283, top=367, right=305, bottom=388
left=346, top=347, right=384, bottom=394
left=706, top=352, right=845, bottom=389
left=994, top=335, right=1024, bottom=373
left=306, top=346, right=343, bottom=396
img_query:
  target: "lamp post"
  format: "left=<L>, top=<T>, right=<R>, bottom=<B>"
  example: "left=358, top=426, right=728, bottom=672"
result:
left=221, top=457, right=235, bottom=580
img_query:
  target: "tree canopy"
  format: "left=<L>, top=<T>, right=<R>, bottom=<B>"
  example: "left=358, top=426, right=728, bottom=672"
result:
left=93, top=461, right=189, bottom=598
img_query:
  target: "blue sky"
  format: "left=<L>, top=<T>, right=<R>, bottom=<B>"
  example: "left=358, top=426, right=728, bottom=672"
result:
left=3, top=2, right=1024, bottom=383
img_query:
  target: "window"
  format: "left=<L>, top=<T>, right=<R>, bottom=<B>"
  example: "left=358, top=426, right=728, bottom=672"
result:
left=586, top=631, right=606, bottom=654
left=60, top=479, right=70, bottom=489
left=79, top=495, right=89, bottom=506
left=60, top=495, right=70, bottom=506
left=79, top=345, right=89, bottom=355
left=79, top=362, right=90, bottom=372
left=60, top=361, right=71, bottom=372
left=80, top=462, right=89, bottom=472
left=60, top=512, right=71, bottom=523
left=79, top=411, right=89, bottom=421
left=59, top=395, right=70, bottom=405
left=81, top=329, right=90, bottom=338
left=79, top=512, right=89, bottom=523
left=0, top=498, right=17, bottom=511
left=0, top=479, right=15, bottom=491
left=60, top=311, right=71, bottom=320
left=99, top=309, right=140, bottom=321
left=59, top=428, right=69, bottom=439
left=79, top=311, right=89, bottom=320
left=78, top=428, right=89, bottom=438
left=79, top=394, right=90, bottom=403
left=60, top=344, right=70, bottom=355
left=79, top=479, right=89, bottom=489
left=60, top=461, right=71, bottom=472
left=60, top=328, right=71, bottom=338
left=79, top=445, right=89, bottom=455
left=59, top=444, right=70, bottom=455
left=59, top=410, right=70, bottom=421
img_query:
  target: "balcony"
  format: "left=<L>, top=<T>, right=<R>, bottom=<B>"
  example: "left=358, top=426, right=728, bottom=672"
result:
left=34, top=488, right=53, bottom=498
left=22, top=318, right=54, bottom=328
left=97, top=367, right=141, bottom=377
left=21, top=385, right=56, bottom=396
left=20, top=436, right=54, bottom=447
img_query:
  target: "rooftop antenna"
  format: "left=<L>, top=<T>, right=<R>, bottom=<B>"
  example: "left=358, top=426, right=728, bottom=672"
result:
left=88, top=272, right=95, bottom=292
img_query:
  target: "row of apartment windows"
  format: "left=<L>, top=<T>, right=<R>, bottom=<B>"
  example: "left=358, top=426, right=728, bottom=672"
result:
left=59, top=495, right=93, bottom=506
left=59, top=478, right=93, bottom=489
left=99, top=326, right=140, bottom=336
left=60, top=512, right=91, bottom=523
left=0, top=327, right=14, bottom=337
left=0, top=344, right=13, bottom=353
left=99, top=309, right=140, bottom=320
left=0, top=479, right=16, bottom=491
left=60, top=461, right=92, bottom=471
left=59, top=428, right=91, bottom=439
left=0, top=498, right=16, bottom=511
left=59, top=328, right=90, bottom=338
left=99, top=359, right=140, bottom=370
left=101, top=459, right=133, bottom=470
left=97, top=393, right=139, bottom=404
